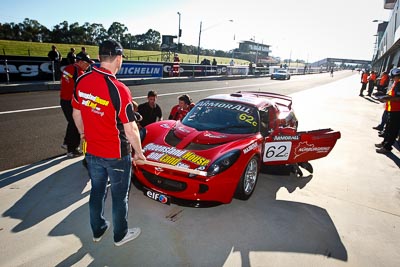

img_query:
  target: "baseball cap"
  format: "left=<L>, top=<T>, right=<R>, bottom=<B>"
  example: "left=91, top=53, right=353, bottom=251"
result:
left=76, top=52, right=95, bottom=64
left=99, top=39, right=126, bottom=58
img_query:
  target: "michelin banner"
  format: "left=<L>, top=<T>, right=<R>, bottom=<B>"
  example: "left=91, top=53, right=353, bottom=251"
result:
left=93, top=63, right=163, bottom=78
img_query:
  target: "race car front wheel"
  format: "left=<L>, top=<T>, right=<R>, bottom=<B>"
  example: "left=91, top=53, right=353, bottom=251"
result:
left=234, top=156, right=259, bottom=200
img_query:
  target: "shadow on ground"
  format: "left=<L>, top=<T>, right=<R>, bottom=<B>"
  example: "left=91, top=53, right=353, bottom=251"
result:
left=45, top=165, right=347, bottom=266
left=0, top=156, right=65, bottom=189
left=2, top=158, right=89, bottom=232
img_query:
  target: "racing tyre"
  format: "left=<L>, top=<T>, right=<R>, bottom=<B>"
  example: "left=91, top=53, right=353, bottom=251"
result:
left=234, top=156, right=259, bottom=200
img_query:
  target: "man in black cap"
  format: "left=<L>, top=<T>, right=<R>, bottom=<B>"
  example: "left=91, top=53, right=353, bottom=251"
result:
left=60, top=52, right=94, bottom=157
left=72, top=40, right=145, bottom=247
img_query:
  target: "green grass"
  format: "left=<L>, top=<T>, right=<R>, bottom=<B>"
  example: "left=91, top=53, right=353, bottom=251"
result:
left=0, top=40, right=249, bottom=65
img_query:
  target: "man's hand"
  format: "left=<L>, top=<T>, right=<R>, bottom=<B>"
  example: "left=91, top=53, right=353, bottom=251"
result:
left=133, top=151, right=146, bottom=162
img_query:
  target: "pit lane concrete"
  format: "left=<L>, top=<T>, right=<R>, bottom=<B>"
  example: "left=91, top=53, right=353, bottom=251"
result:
left=0, top=74, right=399, bottom=267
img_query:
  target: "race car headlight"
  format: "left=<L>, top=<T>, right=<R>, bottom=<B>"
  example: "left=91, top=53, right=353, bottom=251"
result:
left=207, top=150, right=240, bottom=176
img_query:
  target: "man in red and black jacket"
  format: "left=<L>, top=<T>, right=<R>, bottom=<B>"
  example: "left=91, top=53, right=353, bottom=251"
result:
left=72, top=40, right=145, bottom=246
left=60, top=52, right=94, bottom=157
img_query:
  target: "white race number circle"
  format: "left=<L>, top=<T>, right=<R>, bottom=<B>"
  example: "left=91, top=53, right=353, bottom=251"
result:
left=263, top=142, right=292, bottom=162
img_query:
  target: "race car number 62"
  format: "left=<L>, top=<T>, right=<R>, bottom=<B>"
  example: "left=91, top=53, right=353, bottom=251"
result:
left=263, top=142, right=292, bottom=162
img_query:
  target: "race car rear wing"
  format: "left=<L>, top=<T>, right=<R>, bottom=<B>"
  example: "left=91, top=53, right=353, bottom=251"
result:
left=236, top=91, right=293, bottom=110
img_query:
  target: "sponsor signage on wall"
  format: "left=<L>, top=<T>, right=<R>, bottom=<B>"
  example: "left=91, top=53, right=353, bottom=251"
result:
left=92, top=63, right=163, bottom=78
left=0, top=56, right=229, bottom=82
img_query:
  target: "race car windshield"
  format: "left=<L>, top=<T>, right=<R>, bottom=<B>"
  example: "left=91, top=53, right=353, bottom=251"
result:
left=182, top=100, right=259, bottom=134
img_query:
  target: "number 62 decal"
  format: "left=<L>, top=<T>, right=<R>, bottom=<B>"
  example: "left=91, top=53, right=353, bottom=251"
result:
left=263, top=142, right=292, bottom=162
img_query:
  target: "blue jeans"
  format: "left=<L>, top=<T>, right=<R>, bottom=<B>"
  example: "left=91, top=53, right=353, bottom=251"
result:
left=378, top=110, right=388, bottom=130
left=86, top=153, right=132, bottom=242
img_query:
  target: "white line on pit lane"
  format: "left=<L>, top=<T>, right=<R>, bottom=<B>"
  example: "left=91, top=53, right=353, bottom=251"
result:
left=0, top=106, right=61, bottom=115
left=0, top=81, right=282, bottom=115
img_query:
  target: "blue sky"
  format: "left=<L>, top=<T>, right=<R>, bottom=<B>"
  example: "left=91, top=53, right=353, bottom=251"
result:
left=0, top=0, right=391, bottom=62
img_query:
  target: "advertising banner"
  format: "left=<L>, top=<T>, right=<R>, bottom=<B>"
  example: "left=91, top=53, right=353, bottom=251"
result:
left=162, top=63, right=228, bottom=77
left=1, top=56, right=228, bottom=83
left=92, top=63, right=163, bottom=78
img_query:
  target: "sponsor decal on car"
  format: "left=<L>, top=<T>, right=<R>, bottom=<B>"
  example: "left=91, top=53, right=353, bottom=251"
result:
left=143, top=143, right=210, bottom=167
left=243, top=142, right=258, bottom=154
left=196, top=100, right=252, bottom=114
left=263, top=142, right=292, bottom=162
left=147, top=152, right=182, bottom=165
left=273, top=135, right=300, bottom=141
left=177, top=126, right=191, bottom=133
left=238, top=113, right=258, bottom=126
left=293, top=142, right=331, bottom=159
left=204, top=133, right=227, bottom=138
left=160, top=123, right=171, bottom=129
left=145, top=188, right=170, bottom=204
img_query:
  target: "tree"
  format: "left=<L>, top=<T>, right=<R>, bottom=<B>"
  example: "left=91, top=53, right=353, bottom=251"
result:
left=133, top=29, right=161, bottom=50
left=19, top=18, right=44, bottom=42
left=142, top=29, right=161, bottom=50
left=120, top=33, right=136, bottom=50
left=107, top=22, right=128, bottom=42
left=50, top=21, right=69, bottom=43
left=90, top=23, right=108, bottom=45
left=38, top=25, right=51, bottom=42
left=69, top=22, right=85, bottom=44
left=0, top=23, right=14, bottom=40
left=215, top=50, right=228, bottom=57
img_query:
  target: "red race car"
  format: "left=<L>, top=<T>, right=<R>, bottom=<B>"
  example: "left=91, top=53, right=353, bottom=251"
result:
left=133, top=91, right=340, bottom=206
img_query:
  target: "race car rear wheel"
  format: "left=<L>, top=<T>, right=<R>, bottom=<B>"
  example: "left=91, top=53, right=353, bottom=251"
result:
left=234, top=156, right=259, bottom=200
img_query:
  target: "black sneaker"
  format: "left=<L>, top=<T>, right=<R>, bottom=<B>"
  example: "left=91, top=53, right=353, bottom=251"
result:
left=376, top=147, right=391, bottom=154
left=372, top=126, right=383, bottom=131
left=67, top=150, right=83, bottom=158
left=375, top=143, right=384, bottom=148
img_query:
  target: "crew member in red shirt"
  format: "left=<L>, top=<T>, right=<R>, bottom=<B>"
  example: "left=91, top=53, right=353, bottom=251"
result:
left=375, top=68, right=400, bottom=153
left=367, top=70, right=377, bottom=96
left=60, top=52, right=94, bottom=157
left=377, top=71, right=389, bottom=94
left=172, top=53, right=180, bottom=77
left=359, top=70, right=369, bottom=96
left=72, top=40, right=145, bottom=246
left=168, top=94, right=194, bottom=120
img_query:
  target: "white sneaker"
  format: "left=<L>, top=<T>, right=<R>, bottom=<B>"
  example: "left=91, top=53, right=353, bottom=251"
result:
left=114, top=227, right=141, bottom=247
left=93, top=221, right=110, bottom=242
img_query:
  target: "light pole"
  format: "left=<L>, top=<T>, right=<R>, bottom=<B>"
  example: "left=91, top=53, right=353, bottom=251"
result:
left=371, top=19, right=387, bottom=63
left=373, top=34, right=378, bottom=59
left=197, top=21, right=203, bottom=63
left=177, top=12, right=181, bottom=50
left=197, top=19, right=233, bottom=64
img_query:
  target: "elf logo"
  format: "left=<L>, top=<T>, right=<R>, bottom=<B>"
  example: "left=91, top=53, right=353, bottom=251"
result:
left=146, top=190, right=169, bottom=204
